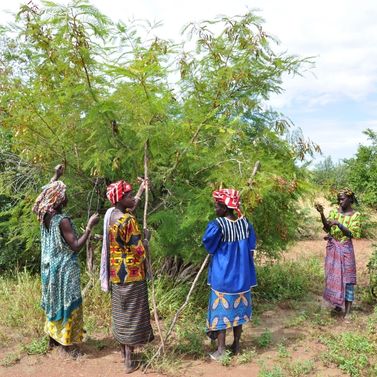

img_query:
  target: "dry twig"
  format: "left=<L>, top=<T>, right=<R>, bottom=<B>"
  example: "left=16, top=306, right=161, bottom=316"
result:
left=143, top=140, right=165, bottom=353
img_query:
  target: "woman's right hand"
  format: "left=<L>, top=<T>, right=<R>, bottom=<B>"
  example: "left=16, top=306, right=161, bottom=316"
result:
left=314, top=203, right=324, bottom=213
left=143, top=228, right=151, bottom=241
left=54, top=164, right=65, bottom=178
left=87, top=213, right=100, bottom=230
left=50, top=163, right=65, bottom=182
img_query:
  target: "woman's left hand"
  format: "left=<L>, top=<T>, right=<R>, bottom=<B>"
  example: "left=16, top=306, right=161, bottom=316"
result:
left=314, top=203, right=324, bottom=214
left=137, top=176, right=149, bottom=191
left=87, top=213, right=100, bottom=230
left=142, top=239, right=149, bottom=250
left=328, top=220, right=339, bottom=227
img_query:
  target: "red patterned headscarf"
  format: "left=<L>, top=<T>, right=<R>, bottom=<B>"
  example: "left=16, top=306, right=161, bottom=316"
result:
left=212, top=188, right=242, bottom=217
left=106, top=180, right=132, bottom=205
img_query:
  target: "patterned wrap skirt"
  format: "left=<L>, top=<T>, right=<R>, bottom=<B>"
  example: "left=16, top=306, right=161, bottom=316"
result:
left=206, top=288, right=252, bottom=339
left=111, top=281, right=154, bottom=345
left=324, top=238, right=356, bottom=307
left=44, top=306, right=83, bottom=346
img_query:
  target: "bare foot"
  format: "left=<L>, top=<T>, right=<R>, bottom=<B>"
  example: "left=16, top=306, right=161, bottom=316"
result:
left=125, top=361, right=139, bottom=374
left=343, top=314, right=352, bottom=324
left=230, top=341, right=240, bottom=355
left=209, top=350, right=225, bottom=361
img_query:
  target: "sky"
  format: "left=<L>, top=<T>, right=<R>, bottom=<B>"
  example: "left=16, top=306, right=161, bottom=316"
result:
left=1, top=0, right=377, bottom=164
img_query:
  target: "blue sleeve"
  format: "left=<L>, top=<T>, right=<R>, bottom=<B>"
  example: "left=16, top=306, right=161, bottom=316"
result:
left=248, top=222, right=256, bottom=252
left=202, top=221, right=222, bottom=255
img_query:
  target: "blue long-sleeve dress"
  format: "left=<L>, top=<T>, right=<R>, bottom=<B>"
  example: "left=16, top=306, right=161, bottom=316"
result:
left=202, top=216, right=257, bottom=336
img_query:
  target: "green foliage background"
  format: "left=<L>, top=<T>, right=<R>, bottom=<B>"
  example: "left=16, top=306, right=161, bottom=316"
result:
left=0, top=0, right=319, bottom=271
left=312, top=129, right=377, bottom=209
left=311, top=129, right=377, bottom=238
left=346, top=129, right=377, bottom=208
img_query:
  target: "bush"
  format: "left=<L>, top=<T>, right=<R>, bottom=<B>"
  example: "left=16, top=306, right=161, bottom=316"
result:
left=254, top=257, right=323, bottom=302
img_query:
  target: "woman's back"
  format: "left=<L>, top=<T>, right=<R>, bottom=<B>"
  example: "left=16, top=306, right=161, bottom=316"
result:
left=40, top=214, right=81, bottom=323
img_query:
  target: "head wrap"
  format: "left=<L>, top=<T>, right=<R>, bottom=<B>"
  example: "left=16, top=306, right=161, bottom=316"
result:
left=106, top=180, right=132, bottom=205
left=212, top=188, right=242, bottom=217
left=337, top=188, right=357, bottom=204
left=32, top=180, right=67, bottom=223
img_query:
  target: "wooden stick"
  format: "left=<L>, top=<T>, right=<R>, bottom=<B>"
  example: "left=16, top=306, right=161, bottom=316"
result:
left=164, top=255, right=209, bottom=342
left=143, top=141, right=149, bottom=230
left=83, top=177, right=99, bottom=297
left=143, top=140, right=165, bottom=353
left=249, top=161, right=261, bottom=186
left=143, top=254, right=210, bottom=372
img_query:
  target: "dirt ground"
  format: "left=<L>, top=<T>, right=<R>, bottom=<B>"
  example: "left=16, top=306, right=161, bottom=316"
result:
left=0, top=238, right=374, bottom=377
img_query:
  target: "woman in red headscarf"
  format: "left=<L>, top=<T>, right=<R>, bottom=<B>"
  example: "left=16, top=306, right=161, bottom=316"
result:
left=202, top=189, right=257, bottom=361
left=100, top=178, right=154, bottom=373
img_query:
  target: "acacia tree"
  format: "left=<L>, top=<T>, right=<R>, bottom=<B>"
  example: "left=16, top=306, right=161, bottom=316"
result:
left=0, top=0, right=318, bottom=271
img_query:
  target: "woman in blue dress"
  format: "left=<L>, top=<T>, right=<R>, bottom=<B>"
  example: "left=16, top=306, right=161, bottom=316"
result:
left=202, top=189, right=257, bottom=360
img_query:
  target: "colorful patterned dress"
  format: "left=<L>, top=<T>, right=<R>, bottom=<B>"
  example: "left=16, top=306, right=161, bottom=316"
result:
left=41, top=214, right=83, bottom=345
left=323, top=209, right=361, bottom=306
left=202, top=216, right=257, bottom=338
left=108, top=210, right=154, bottom=345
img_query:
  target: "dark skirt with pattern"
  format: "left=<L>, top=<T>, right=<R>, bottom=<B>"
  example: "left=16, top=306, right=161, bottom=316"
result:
left=111, top=281, right=154, bottom=345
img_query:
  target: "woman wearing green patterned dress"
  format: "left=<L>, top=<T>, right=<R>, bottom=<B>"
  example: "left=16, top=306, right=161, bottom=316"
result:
left=315, top=189, right=361, bottom=319
left=33, top=165, right=99, bottom=354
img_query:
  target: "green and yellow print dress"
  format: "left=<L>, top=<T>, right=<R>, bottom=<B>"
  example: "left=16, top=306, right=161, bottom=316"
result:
left=41, top=214, right=83, bottom=346
left=328, top=209, right=361, bottom=242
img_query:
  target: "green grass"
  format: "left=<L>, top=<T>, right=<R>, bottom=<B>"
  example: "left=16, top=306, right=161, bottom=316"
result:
left=258, top=359, right=315, bottom=377
left=257, top=329, right=273, bottom=349
left=0, top=270, right=44, bottom=337
left=320, top=332, right=375, bottom=377
left=286, top=359, right=315, bottom=376
left=220, top=350, right=233, bottom=366
left=259, top=365, right=284, bottom=377
left=237, top=348, right=257, bottom=364
left=285, top=311, right=308, bottom=328
left=174, top=320, right=206, bottom=357
left=255, top=257, right=323, bottom=303
left=142, top=344, right=183, bottom=374
left=277, top=343, right=289, bottom=359
left=83, top=279, right=112, bottom=335
left=152, top=275, right=208, bottom=319
left=0, top=351, right=21, bottom=367
left=23, top=336, right=48, bottom=355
